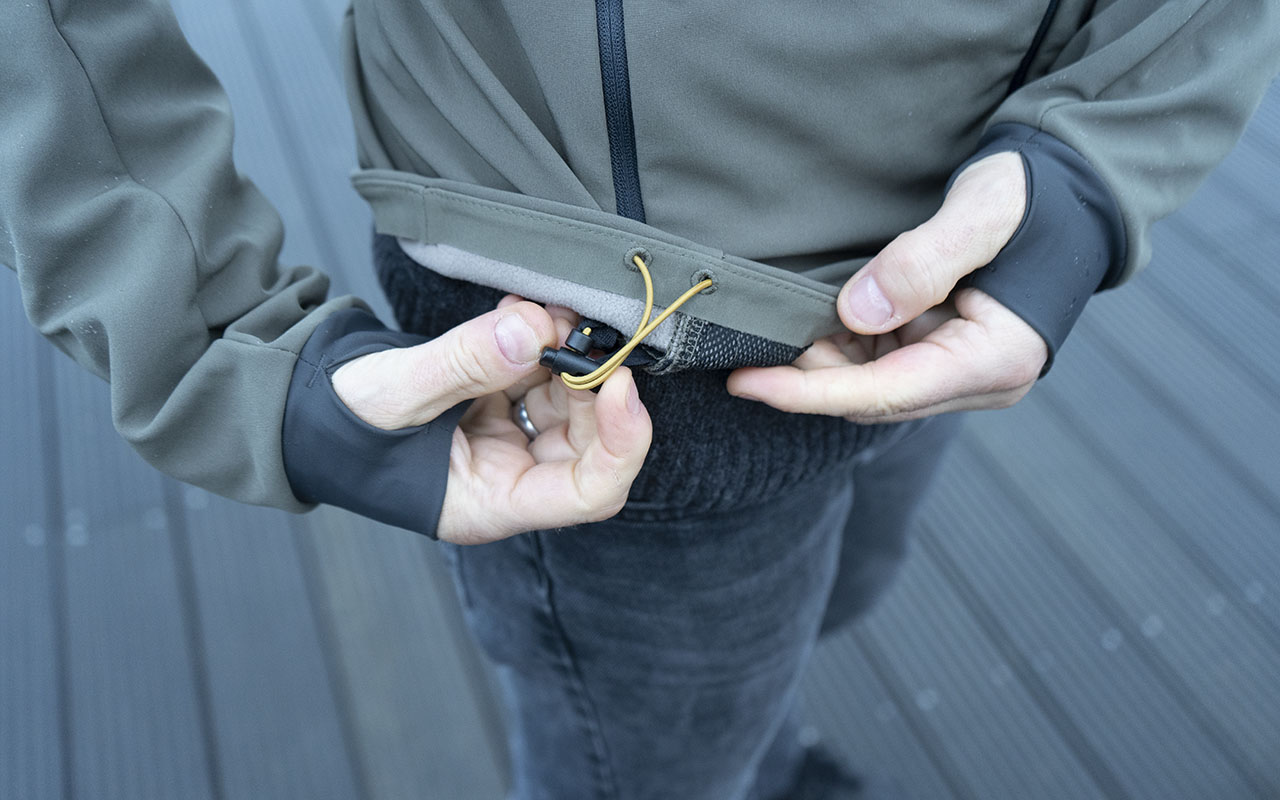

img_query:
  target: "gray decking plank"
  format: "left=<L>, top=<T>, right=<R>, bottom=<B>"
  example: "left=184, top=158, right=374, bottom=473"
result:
left=1005, top=352, right=1280, bottom=786
left=49, top=360, right=214, bottom=800
left=179, top=492, right=362, bottom=800
left=1220, top=122, right=1280, bottom=225
left=0, top=279, right=64, bottom=800
left=804, top=633, right=962, bottom=800
left=856, top=547, right=1108, bottom=800
left=296, top=0, right=347, bottom=85
left=169, top=0, right=327, bottom=275
left=1038, top=332, right=1280, bottom=627
left=0, top=279, right=48, bottom=540
left=1240, top=81, right=1280, bottom=153
left=1171, top=170, right=1280, bottom=305
left=972, top=384, right=1279, bottom=648
left=934, top=430, right=1267, bottom=798
left=221, top=0, right=389, bottom=315
left=1139, top=224, right=1280, bottom=401
left=305, top=508, right=508, bottom=800
left=1081, top=285, right=1280, bottom=512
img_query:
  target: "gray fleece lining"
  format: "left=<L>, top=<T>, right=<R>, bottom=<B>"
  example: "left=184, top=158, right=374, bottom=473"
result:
left=354, top=170, right=846, bottom=349
left=396, top=239, right=680, bottom=352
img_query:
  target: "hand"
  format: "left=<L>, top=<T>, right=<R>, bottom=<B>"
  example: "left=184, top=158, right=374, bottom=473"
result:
left=331, top=298, right=652, bottom=544
left=727, top=152, right=1048, bottom=423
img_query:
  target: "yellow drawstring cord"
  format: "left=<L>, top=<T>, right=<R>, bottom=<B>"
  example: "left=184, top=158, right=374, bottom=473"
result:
left=558, top=254, right=713, bottom=391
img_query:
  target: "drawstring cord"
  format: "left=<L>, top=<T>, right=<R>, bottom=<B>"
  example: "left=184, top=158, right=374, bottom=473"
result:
left=546, top=253, right=713, bottom=391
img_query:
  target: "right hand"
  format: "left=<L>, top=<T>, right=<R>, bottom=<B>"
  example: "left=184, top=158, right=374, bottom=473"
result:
left=331, top=298, right=652, bottom=545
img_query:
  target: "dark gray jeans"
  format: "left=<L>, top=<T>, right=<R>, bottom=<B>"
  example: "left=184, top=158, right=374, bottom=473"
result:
left=440, top=414, right=960, bottom=800
left=373, top=231, right=960, bottom=797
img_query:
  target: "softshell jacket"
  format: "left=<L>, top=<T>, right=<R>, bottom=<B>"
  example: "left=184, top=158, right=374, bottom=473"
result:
left=3, top=0, right=1278, bottom=535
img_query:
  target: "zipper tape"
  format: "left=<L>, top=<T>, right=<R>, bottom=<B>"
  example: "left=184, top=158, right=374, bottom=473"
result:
left=595, top=0, right=647, bottom=222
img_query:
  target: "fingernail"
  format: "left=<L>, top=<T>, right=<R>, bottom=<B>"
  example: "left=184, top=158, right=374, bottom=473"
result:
left=495, top=314, right=541, bottom=365
left=843, top=274, right=894, bottom=328
left=626, top=382, right=642, bottom=415
left=735, top=393, right=761, bottom=403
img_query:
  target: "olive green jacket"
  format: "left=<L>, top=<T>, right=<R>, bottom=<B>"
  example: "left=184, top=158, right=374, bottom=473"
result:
left=3, top=0, right=1277, bottom=512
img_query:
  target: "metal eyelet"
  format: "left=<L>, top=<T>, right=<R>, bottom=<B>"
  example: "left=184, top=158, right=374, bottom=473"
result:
left=690, top=269, right=717, bottom=293
left=624, top=246, right=651, bottom=272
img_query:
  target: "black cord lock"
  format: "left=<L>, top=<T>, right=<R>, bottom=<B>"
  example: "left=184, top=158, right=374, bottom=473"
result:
left=539, top=319, right=655, bottom=379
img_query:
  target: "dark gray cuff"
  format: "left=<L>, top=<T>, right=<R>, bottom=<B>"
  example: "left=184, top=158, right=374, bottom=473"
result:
left=951, top=122, right=1126, bottom=373
left=282, top=308, right=468, bottom=539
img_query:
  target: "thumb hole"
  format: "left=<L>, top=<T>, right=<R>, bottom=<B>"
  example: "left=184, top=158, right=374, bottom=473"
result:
left=840, top=151, right=1026, bottom=334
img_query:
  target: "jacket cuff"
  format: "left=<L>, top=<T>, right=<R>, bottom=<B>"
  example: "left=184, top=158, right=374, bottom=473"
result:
left=281, top=308, right=468, bottom=539
left=952, top=122, right=1126, bottom=373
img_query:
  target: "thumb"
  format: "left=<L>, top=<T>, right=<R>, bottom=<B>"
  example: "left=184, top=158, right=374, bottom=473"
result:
left=838, top=151, right=1026, bottom=334
left=333, top=302, right=558, bottom=429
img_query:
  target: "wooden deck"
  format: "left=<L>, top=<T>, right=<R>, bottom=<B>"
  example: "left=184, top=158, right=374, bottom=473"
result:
left=2, top=2, right=1277, bottom=798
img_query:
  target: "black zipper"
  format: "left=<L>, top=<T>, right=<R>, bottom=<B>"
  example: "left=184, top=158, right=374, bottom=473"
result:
left=1007, top=0, right=1062, bottom=96
left=595, top=0, right=647, bottom=223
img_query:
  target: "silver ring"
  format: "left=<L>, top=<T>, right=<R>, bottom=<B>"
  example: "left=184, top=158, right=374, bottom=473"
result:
left=511, top=397, right=539, bottom=440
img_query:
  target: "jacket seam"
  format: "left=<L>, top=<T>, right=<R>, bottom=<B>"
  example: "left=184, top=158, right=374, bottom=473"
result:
left=1030, top=0, right=1214, bottom=131
left=43, top=1, right=217, bottom=337
left=1075, top=0, right=1212, bottom=106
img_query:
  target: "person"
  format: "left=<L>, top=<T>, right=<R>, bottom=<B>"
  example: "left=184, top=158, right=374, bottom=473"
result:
left=3, top=1, right=1277, bottom=797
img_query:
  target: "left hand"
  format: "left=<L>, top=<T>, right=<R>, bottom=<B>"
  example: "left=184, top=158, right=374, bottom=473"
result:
left=331, top=296, right=651, bottom=544
left=727, top=152, right=1048, bottom=424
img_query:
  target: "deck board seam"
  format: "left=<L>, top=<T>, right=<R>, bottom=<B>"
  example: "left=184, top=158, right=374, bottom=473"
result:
left=1029, top=391, right=1280, bottom=647
left=1171, top=213, right=1280, bottom=314
left=35, top=344, right=74, bottom=800
left=421, top=544, right=514, bottom=790
left=1078, top=325, right=1280, bottom=518
left=297, top=0, right=344, bottom=84
left=287, top=516, right=375, bottom=800
left=224, top=0, right=347, bottom=275
left=162, top=480, right=227, bottom=800
left=1136, top=270, right=1280, bottom=413
left=964, top=435, right=1277, bottom=799
left=849, top=630, right=979, bottom=800
left=916, top=523, right=1131, bottom=800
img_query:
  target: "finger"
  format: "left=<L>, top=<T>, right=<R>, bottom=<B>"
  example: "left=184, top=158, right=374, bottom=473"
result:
left=397, top=301, right=559, bottom=425
left=513, top=380, right=597, bottom=463
left=520, top=380, right=581, bottom=462
left=545, top=304, right=582, bottom=345
left=526, top=367, right=630, bottom=457
left=792, top=335, right=861, bottom=370
left=564, top=380, right=601, bottom=453
left=507, top=368, right=651, bottom=528
left=490, top=296, right=557, bottom=401
left=838, top=151, right=1026, bottom=334
left=459, top=391, right=503, bottom=428
left=437, top=433, right=533, bottom=544
left=844, top=385, right=1031, bottom=424
left=727, top=349, right=973, bottom=421
left=503, top=368, right=552, bottom=403
left=460, top=392, right=531, bottom=448
left=728, top=313, right=1035, bottom=420
left=531, top=377, right=570, bottom=422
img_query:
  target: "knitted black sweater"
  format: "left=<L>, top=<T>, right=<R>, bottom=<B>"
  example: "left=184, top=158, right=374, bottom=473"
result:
left=373, top=233, right=882, bottom=520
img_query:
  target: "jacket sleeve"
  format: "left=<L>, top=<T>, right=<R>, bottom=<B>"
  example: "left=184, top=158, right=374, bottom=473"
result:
left=990, top=0, right=1280, bottom=289
left=955, top=0, right=1280, bottom=370
left=0, top=0, right=460, bottom=535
